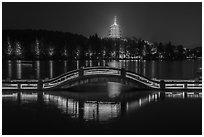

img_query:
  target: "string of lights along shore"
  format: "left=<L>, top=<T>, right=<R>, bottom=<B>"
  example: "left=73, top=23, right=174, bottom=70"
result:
left=108, top=16, right=122, bottom=38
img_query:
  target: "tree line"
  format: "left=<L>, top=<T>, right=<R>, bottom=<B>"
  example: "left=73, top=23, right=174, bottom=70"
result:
left=2, top=29, right=202, bottom=60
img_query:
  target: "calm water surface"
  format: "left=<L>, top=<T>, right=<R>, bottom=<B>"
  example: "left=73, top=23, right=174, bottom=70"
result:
left=2, top=59, right=202, bottom=80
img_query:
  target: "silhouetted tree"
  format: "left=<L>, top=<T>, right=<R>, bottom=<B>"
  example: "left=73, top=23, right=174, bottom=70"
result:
left=4, top=37, right=13, bottom=59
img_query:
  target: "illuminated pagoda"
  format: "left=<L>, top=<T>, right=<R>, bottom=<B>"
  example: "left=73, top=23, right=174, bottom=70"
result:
left=109, top=16, right=121, bottom=38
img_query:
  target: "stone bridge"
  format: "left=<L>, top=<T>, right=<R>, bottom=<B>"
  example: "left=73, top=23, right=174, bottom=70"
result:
left=2, top=67, right=202, bottom=90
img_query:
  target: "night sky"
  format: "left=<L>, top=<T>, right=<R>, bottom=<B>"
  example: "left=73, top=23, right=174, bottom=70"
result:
left=3, top=2, right=202, bottom=48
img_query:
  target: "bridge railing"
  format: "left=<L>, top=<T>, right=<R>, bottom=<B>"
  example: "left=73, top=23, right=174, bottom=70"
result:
left=126, top=72, right=160, bottom=89
left=43, top=67, right=122, bottom=89
left=2, top=83, right=19, bottom=89
left=43, top=72, right=79, bottom=89
left=164, top=81, right=202, bottom=89
left=83, top=68, right=121, bottom=76
left=42, top=69, right=79, bottom=83
left=2, top=79, right=39, bottom=90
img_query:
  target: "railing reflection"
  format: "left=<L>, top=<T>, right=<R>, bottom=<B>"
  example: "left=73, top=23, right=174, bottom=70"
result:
left=20, top=92, right=38, bottom=103
left=42, top=92, right=161, bottom=122
left=2, top=93, right=18, bottom=102
left=43, top=94, right=79, bottom=118
left=126, top=92, right=160, bottom=113
left=2, top=92, right=38, bottom=103
left=43, top=94, right=121, bottom=122
left=84, top=101, right=121, bottom=122
left=2, top=91, right=202, bottom=122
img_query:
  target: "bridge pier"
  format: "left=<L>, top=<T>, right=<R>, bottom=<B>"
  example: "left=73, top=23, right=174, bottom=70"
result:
left=121, top=68, right=126, bottom=84
left=79, top=67, right=84, bottom=77
left=79, top=100, right=84, bottom=121
left=38, top=80, right=43, bottom=90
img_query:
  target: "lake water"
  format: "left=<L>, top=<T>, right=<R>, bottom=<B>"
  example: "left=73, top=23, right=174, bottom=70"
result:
left=2, top=84, right=202, bottom=135
left=2, top=59, right=202, bottom=80
left=2, top=59, right=202, bottom=135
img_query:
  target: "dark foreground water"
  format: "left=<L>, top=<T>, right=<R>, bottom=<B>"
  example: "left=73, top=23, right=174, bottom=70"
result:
left=2, top=59, right=202, bottom=134
left=2, top=82, right=202, bottom=135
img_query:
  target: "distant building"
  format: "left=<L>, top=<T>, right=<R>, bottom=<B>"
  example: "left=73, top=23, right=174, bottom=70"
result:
left=108, top=16, right=121, bottom=38
left=105, top=16, right=129, bottom=59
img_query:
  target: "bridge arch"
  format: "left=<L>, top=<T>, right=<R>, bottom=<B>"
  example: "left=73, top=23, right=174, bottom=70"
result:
left=42, top=67, right=161, bottom=90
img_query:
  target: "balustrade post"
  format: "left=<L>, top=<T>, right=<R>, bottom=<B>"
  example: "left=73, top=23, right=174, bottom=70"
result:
left=121, top=68, right=126, bottom=78
left=38, top=79, right=43, bottom=90
left=121, top=68, right=126, bottom=83
left=79, top=67, right=84, bottom=78
left=17, top=83, right=21, bottom=90
left=184, top=83, right=187, bottom=89
left=160, top=80, right=165, bottom=90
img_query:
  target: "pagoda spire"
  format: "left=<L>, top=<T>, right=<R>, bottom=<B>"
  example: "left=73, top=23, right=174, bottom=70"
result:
left=108, top=16, right=121, bottom=38
left=114, top=16, right=117, bottom=25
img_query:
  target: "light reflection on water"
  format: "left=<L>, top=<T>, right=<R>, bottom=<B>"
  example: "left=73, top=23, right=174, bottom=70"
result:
left=49, top=60, right=53, bottom=79
left=2, top=59, right=202, bottom=80
left=20, top=92, right=38, bottom=103
left=16, top=60, right=22, bottom=79
left=36, top=61, right=40, bottom=79
left=2, top=91, right=157, bottom=122
left=8, top=60, right=12, bottom=79
left=2, top=93, right=18, bottom=101
left=107, top=82, right=122, bottom=98
left=2, top=90, right=201, bottom=123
